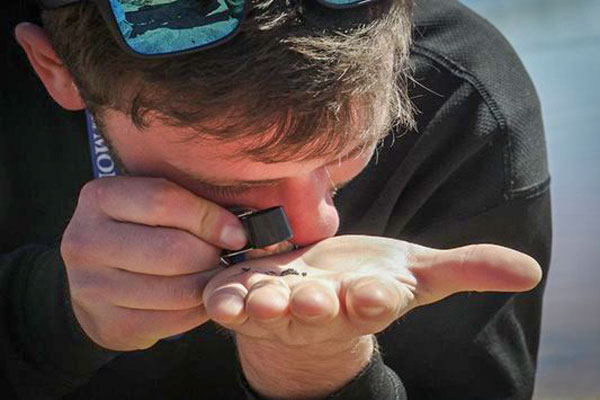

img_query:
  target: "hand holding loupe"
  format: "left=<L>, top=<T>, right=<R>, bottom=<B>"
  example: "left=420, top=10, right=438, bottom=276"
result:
left=220, top=206, right=294, bottom=266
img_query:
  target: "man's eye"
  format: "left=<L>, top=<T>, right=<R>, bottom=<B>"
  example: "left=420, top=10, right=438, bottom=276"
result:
left=210, top=185, right=250, bottom=197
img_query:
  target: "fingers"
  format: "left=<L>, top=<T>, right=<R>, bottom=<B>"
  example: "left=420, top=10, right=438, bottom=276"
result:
left=344, top=277, right=401, bottom=319
left=62, top=176, right=239, bottom=351
left=289, top=282, right=338, bottom=323
left=201, top=237, right=544, bottom=347
left=65, top=220, right=221, bottom=276
left=246, top=280, right=290, bottom=321
left=205, top=278, right=341, bottom=328
left=69, top=266, right=215, bottom=351
left=76, top=303, right=208, bottom=351
left=71, top=268, right=218, bottom=311
left=204, top=274, right=412, bottom=341
left=87, top=177, right=247, bottom=249
left=124, top=306, right=208, bottom=344
left=342, top=275, right=416, bottom=335
left=411, top=243, right=543, bottom=305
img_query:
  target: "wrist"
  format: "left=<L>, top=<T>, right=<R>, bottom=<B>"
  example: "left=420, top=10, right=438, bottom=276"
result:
left=236, top=335, right=374, bottom=400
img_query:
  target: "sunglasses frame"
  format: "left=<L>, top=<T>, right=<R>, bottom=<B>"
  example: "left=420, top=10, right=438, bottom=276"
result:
left=38, top=0, right=381, bottom=58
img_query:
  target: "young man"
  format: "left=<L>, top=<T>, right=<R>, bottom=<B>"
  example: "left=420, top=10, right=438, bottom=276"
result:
left=1, top=0, right=551, bottom=398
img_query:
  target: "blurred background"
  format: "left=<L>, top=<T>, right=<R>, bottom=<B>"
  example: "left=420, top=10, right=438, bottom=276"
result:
left=459, top=0, right=600, bottom=398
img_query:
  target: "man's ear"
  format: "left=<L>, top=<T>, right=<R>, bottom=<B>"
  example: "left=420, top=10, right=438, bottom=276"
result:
left=14, top=22, right=86, bottom=111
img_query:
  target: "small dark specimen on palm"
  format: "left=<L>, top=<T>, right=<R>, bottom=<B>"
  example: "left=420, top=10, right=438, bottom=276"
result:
left=236, top=266, right=308, bottom=277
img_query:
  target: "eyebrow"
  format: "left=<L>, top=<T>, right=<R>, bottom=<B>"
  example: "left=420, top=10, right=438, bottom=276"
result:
left=195, top=176, right=283, bottom=188
left=183, top=142, right=371, bottom=189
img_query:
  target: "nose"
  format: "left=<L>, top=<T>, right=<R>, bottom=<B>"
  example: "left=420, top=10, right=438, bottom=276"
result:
left=276, top=167, right=340, bottom=247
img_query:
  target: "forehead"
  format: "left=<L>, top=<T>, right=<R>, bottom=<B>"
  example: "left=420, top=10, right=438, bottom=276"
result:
left=163, top=130, right=375, bottom=187
left=138, top=92, right=377, bottom=163
left=101, top=109, right=364, bottom=183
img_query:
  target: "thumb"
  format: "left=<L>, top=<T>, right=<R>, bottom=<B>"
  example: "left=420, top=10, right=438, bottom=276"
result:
left=410, top=244, right=543, bottom=306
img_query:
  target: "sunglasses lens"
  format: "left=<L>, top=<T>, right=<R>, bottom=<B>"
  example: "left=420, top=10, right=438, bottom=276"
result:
left=108, top=0, right=245, bottom=56
left=318, top=0, right=371, bottom=7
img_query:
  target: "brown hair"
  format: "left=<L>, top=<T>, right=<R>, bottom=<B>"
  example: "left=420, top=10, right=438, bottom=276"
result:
left=42, top=0, right=414, bottom=162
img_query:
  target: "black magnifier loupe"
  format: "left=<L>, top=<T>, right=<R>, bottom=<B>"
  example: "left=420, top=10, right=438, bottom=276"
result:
left=220, top=206, right=294, bottom=266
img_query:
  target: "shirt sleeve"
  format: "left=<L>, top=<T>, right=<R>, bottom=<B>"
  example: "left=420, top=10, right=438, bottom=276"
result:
left=383, top=188, right=551, bottom=399
left=328, top=350, right=407, bottom=400
left=0, top=245, right=119, bottom=399
left=237, top=348, right=407, bottom=400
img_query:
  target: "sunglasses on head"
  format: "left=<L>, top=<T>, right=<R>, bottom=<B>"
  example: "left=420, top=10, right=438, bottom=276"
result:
left=38, top=0, right=381, bottom=58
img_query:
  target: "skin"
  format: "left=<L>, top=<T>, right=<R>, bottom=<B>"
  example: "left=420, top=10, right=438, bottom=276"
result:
left=15, top=22, right=543, bottom=399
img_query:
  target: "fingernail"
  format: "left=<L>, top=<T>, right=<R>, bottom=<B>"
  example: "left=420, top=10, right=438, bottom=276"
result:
left=221, top=224, right=247, bottom=250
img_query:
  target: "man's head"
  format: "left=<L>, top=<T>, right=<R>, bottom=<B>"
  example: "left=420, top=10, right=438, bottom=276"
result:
left=16, top=0, right=414, bottom=246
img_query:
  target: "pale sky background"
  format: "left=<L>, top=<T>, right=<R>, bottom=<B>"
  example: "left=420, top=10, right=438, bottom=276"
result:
left=459, top=0, right=600, bottom=398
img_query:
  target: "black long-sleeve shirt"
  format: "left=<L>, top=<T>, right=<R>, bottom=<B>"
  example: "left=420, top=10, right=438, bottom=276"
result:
left=0, top=0, right=551, bottom=398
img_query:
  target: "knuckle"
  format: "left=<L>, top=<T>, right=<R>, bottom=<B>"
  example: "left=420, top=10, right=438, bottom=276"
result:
left=67, top=270, right=106, bottom=307
left=196, top=203, right=216, bottom=231
left=61, top=225, right=92, bottom=265
left=60, top=229, right=79, bottom=263
left=78, top=180, right=101, bottom=205
left=195, top=204, right=222, bottom=244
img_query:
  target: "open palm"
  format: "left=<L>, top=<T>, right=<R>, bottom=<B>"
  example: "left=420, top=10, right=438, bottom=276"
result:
left=203, top=235, right=542, bottom=345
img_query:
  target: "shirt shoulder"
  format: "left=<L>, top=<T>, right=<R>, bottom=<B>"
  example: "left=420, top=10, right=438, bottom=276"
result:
left=408, top=0, right=550, bottom=198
